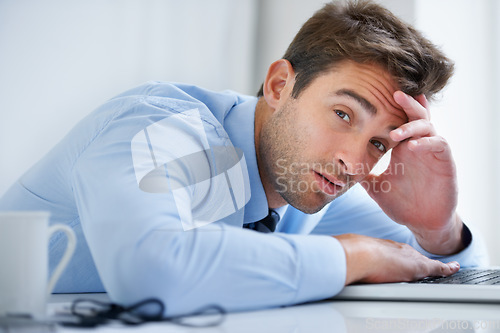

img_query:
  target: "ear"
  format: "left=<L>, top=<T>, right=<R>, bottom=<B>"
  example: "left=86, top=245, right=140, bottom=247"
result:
left=262, top=59, right=295, bottom=109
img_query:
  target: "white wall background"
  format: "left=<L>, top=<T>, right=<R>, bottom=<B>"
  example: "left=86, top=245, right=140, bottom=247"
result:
left=1, top=0, right=498, bottom=264
left=413, top=0, right=500, bottom=265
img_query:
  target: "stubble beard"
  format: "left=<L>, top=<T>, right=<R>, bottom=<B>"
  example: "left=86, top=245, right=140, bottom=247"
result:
left=258, top=101, right=333, bottom=214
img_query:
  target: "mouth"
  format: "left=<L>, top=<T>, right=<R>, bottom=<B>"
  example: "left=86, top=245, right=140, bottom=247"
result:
left=313, top=171, right=346, bottom=197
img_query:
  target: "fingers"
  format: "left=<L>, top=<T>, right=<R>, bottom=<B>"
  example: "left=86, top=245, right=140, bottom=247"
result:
left=392, top=91, right=451, bottom=158
left=427, top=260, right=460, bottom=278
left=445, top=261, right=461, bottom=275
left=336, top=234, right=460, bottom=285
left=412, top=258, right=459, bottom=282
left=415, top=94, right=429, bottom=110
left=394, top=91, right=430, bottom=121
left=392, top=91, right=434, bottom=143
left=407, top=136, right=450, bottom=154
left=404, top=246, right=459, bottom=280
left=390, top=118, right=436, bottom=142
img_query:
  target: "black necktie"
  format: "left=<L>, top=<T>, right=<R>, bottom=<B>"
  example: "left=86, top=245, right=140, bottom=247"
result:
left=244, top=209, right=280, bottom=233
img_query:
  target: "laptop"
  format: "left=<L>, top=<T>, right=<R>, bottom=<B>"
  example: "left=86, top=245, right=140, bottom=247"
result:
left=334, top=268, right=500, bottom=303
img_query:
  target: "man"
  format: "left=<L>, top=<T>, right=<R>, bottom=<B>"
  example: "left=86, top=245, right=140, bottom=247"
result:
left=0, top=0, right=487, bottom=316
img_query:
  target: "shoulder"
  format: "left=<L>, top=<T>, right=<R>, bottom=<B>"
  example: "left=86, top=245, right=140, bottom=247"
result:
left=71, top=82, right=243, bottom=147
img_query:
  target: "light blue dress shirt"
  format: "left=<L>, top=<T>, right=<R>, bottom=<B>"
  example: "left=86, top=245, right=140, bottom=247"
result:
left=0, top=82, right=488, bottom=316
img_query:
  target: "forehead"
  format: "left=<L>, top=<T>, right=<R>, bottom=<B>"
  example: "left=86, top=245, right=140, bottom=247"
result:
left=306, top=60, right=408, bottom=124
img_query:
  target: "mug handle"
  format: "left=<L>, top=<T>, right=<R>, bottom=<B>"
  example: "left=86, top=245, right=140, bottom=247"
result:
left=46, top=224, right=77, bottom=296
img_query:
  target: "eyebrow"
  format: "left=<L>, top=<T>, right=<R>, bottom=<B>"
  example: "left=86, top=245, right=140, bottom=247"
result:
left=335, top=89, right=377, bottom=115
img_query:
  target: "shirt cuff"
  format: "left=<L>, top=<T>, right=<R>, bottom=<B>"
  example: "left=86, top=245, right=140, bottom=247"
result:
left=275, top=233, right=346, bottom=303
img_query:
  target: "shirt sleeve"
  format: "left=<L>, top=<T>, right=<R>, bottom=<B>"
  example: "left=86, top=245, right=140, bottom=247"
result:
left=311, top=184, right=489, bottom=268
left=70, top=95, right=346, bottom=317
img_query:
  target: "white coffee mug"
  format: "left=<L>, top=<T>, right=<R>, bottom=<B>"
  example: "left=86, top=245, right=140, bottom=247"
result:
left=0, top=211, right=76, bottom=318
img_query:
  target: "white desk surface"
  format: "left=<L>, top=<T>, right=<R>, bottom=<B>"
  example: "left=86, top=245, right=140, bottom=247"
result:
left=45, top=293, right=500, bottom=333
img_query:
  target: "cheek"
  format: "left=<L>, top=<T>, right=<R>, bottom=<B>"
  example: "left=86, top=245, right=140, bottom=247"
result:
left=311, top=130, right=349, bottom=161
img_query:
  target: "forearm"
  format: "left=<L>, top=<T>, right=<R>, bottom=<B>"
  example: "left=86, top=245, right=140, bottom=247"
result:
left=96, top=224, right=346, bottom=316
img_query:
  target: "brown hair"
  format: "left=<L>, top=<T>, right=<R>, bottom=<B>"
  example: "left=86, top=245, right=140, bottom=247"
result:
left=257, top=0, right=454, bottom=100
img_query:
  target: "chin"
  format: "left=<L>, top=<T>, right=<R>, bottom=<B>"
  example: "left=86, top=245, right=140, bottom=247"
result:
left=294, top=201, right=330, bottom=214
left=284, top=193, right=331, bottom=215
left=298, top=206, right=325, bottom=215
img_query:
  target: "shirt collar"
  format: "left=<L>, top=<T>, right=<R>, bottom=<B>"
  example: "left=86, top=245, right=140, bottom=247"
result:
left=224, top=97, right=269, bottom=223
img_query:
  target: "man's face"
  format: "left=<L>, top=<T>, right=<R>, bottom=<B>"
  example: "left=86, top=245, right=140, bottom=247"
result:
left=258, top=60, right=408, bottom=214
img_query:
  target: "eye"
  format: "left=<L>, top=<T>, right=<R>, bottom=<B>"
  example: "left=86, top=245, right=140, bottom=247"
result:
left=335, top=110, right=350, bottom=123
left=371, top=140, right=387, bottom=153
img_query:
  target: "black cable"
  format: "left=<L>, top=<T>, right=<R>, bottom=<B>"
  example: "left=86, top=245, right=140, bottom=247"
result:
left=61, top=298, right=226, bottom=328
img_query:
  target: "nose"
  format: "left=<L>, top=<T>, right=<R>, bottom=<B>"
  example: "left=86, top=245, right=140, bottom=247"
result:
left=336, top=140, right=370, bottom=178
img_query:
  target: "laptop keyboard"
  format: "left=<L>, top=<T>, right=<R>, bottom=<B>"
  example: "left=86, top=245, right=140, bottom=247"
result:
left=415, top=269, right=500, bottom=285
